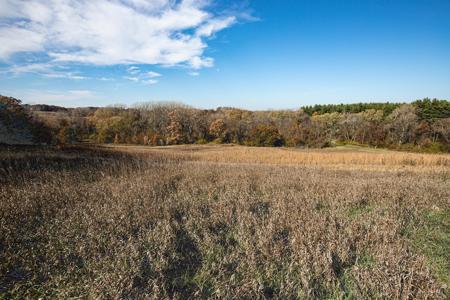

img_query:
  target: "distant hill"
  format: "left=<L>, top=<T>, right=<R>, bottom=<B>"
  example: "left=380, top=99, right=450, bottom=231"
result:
left=23, top=104, right=68, bottom=112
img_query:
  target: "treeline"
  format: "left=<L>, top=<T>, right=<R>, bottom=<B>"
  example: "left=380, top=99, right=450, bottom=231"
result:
left=302, top=99, right=450, bottom=119
left=302, top=102, right=402, bottom=115
left=1, top=95, right=449, bottom=152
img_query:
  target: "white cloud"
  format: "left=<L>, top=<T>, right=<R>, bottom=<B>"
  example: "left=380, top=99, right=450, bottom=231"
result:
left=98, top=77, right=114, bottom=81
left=4, top=62, right=87, bottom=80
left=127, top=66, right=140, bottom=74
left=125, top=0, right=169, bottom=11
left=0, top=27, right=44, bottom=58
left=0, top=0, right=237, bottom=69
left=188, top=71, right=200, bottom=76
left=196, top=17, right=235, bottom=37
left=189, top=56, right=213, bottom=69
left=145, top=79, right=158, bottom=85
left=7, top=63, right=53, bottom=74
left=124, top=76, right=139, bottom=82
left=43, top=73, right=87, bottom=80
left=147, top=71, right=162, bottom=78
left=124, top=67, right=161, bottom=84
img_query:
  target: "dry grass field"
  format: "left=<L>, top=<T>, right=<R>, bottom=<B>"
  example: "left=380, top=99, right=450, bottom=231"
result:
left=1, top=145, right=449, bottom=299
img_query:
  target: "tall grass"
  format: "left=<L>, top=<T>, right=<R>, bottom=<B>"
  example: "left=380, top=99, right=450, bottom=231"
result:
left=113, top=144, right=450, bottom=169
left=1, top=145, right=448, bottom=299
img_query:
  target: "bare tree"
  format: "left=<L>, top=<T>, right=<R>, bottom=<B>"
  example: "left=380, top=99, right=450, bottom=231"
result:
left=387, top=105, right=418, bottom=144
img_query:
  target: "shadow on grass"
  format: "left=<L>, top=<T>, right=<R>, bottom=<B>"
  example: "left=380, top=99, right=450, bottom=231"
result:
left=163, top=209, right=202, bottom=299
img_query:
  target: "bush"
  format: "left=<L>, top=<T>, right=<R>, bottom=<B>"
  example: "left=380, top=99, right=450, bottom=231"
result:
left=195, top=138, right=208, bottom=144
left=251, top=123, right=285, bottom=147
left=421, top=141, right=448, bottom=153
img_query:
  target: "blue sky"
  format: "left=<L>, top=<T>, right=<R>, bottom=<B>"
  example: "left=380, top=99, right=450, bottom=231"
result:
left=1, top=0, right=449, bottom=109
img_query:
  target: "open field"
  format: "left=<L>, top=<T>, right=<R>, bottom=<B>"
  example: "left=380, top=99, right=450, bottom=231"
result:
left=1, top=145, right=449, bottom=299
left=106, top=144, right=450, bottom=172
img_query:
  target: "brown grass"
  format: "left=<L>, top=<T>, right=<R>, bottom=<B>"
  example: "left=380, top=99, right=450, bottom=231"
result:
left=108, top=144, right=450, bottom=172
left=1, top=145, right=449, bottom=299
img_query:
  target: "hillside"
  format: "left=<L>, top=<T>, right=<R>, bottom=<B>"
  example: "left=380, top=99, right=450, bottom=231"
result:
left=0, top=96, right=51, bottom=145
left=0, top=119, right=34, bottom=145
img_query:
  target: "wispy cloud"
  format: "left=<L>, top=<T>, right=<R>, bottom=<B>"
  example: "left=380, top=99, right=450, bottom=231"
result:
left=2, top=61, right=121, bottom=82
left=124, top=76, right=140, bottom=82
left=147, top=71, right=162, bottom=78
left=145, top=79, right=158, bottom=85
left=43, top=73, right=87, bottom=80
left=125, top=66, right=161, bottom=84
left=4, top=63, right=88, bottom=80
left=0, top=0, right=237, bottom=70
left=98, top=77, right=114, bottom=81
left=127, top=66, right=140, bottom=75
left=196, top=17, right=236, bottom=37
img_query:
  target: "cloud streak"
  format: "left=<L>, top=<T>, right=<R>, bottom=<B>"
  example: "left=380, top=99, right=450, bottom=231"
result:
left=2, top=62, right=116, bottom=81
left=4, top=63, right=88, bottom=80
left=124, top=65, right=162, bottom=84
left=0, top=0, right=236, bottom=69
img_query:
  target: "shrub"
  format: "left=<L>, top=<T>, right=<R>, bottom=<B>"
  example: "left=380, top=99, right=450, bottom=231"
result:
left=251, top=123, right=285, bottom=147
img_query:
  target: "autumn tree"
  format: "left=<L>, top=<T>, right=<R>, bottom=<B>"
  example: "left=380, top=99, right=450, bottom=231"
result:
left=208, top=118, right=228, bottom=142
left=250, top=123, right=285, bottom=147
left=386, top=104, right=418, bottom=145
left=166, top=109, right=188, bottom=144
left=283, top=110, right=311, bottom=147
left=431, top=118, right=450, bottom=144
left=223, top=108, right=253, bottom=144
left=359, top=109, right=385, bottom=145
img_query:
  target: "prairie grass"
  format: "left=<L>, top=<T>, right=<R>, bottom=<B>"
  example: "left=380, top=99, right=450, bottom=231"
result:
left=109, top=144, right=450, bottom=172
left=1, top=145, right=449, bottom=299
